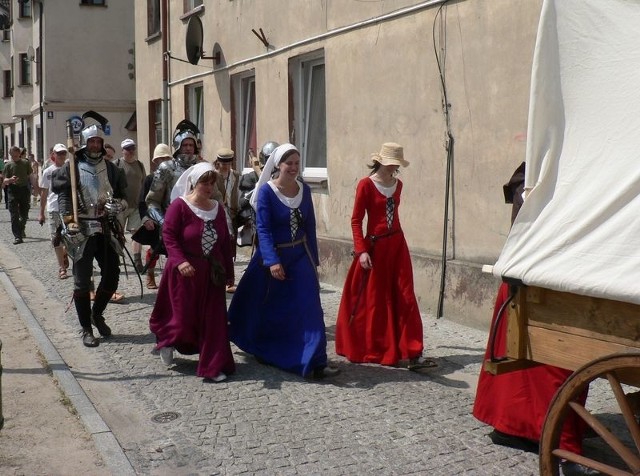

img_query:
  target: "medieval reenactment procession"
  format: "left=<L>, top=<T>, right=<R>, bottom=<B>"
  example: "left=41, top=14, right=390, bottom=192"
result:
left=0, top=1, right=639, bottom=475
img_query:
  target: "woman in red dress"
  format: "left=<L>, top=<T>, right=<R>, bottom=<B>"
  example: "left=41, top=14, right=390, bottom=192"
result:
left=335, top=143, right=431, bottom=368
left=473, top=162, right=592, bottom=476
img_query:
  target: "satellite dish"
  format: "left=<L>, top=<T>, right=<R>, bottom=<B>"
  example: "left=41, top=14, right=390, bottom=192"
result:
left=185, top=15, right=204, bottom=65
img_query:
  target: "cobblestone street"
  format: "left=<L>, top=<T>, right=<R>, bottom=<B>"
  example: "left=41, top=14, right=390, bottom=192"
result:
left=1, top=206, right=613, bottom=475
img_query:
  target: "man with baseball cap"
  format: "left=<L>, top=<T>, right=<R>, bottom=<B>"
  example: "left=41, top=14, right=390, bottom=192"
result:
left=115, top=138, right=146, bottom=272
left=39, top=143, right=70, bottom=279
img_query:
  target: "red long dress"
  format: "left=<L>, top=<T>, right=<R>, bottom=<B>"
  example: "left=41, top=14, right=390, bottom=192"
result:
left=335, top=177, right=423, bottom=365
left=473, top=282, right=586, bottom=453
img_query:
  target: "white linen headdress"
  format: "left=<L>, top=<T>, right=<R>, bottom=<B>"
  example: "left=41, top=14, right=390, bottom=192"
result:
left=170, top=162, right=215, bottom=202
left=249, top=143, right=298, bottom=209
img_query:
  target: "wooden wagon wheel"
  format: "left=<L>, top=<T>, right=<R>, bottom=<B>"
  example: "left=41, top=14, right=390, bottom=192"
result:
left=540, top=353, right=640, bottom=476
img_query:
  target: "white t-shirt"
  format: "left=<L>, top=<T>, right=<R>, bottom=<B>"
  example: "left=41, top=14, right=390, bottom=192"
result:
left=39, top=163, right=62, bottom=212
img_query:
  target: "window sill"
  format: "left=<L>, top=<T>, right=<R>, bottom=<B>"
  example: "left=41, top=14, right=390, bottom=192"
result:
left=302, top=175, right=328, bottom=191
left=145, top=31, right=162, bottom=44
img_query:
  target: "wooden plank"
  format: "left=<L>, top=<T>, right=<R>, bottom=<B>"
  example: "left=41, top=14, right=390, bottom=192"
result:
left=526, top=326, right=639, bottom=374
left=525, top=287, right=640, bottom=342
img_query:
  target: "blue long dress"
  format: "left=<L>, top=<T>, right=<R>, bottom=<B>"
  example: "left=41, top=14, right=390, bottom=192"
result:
left=228, top=180, right=328, bottom=377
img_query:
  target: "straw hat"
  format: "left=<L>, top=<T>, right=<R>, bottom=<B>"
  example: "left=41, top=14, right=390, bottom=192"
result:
left=371, top=142, right=409, bottom=167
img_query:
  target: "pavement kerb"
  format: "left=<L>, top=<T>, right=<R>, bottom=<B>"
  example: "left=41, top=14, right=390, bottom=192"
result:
left=0, top=267, right=136, bottom=476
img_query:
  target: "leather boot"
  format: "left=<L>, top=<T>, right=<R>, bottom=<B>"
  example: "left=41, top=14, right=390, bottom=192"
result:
left=91, top=313, right=112, bottom=338
left=146, top=270, right=158, bottom=289
left=82, top=327, right=99, bottom=347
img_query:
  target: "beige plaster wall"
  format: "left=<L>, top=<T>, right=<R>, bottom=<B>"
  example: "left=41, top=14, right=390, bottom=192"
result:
left=134, top=0, right=544, bottom=328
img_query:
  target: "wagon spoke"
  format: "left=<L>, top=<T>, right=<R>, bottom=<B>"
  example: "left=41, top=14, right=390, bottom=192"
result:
left=568, top=400, right=640, bottom=472
left=606, top=373, right=640, bottom=457
left=552, top=448, right=632, bottom=476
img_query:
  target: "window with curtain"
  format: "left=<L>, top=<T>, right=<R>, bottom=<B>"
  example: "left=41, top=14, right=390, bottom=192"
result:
left=290, top=51, right=327, bottom=182
left=232, top=72, right=257, bottom=171
left=186, top=83, right=204, bottom=142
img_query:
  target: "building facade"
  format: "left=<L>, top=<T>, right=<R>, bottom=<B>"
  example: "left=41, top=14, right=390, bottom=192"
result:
left=136, top=0, right=543, bottom=328
left=0, top=0, right=135, bottom=162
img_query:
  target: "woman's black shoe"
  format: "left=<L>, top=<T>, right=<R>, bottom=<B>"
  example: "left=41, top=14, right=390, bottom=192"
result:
left=560, top=461, right=601, bottom=476
left=488, top=429, right=539, bottom=453
left=310, top=366, right=341, bottom=380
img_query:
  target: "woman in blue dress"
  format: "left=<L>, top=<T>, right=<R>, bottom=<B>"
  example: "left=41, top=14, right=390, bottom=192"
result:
left=228, top=143, right=339, bottom=379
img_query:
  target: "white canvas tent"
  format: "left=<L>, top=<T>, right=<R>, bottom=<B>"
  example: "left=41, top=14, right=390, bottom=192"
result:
left=492, top=0, right=640, bottom=306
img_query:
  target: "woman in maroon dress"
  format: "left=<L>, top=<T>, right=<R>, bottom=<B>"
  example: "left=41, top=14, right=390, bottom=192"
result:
left=149, top=162, right=235, bottom=383
left=335, top=143, right=432, bottom=368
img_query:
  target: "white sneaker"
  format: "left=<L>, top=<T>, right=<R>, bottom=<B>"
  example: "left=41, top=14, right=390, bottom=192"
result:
left=160, top=347, right=174, bottom=366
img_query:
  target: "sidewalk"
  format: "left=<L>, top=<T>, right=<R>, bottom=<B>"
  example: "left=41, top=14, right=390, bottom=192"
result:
left=0, top=266, right=110, bottom=474
left=0, top=207, right=547, bottom=475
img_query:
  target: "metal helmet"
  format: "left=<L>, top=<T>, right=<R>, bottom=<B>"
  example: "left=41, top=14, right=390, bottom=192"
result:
left=172, top=130, right=199, bottom=157
left=259, top=141, right=279, bottom=164
left=78, top=110, right=108, bottom=152
left=172, top=119, right=200, bottom=158
left=81, top=123, right=104, bottom=145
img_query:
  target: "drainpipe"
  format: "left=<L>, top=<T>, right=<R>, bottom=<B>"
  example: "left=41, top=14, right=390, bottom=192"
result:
left=161, top=0, right=169, bottom=144
left=36, top=0, right=43, bottom=162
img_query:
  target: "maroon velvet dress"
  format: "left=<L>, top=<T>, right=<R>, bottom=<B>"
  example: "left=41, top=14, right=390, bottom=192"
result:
left=473, top=282, right=587, bottom=453
left=335, top=177, right=424, bottom=365
left=149, top=198, right=236, bottom=379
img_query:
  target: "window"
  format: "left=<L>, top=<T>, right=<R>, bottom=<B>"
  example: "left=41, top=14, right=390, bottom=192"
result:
left=19, top=53, right=30, bottom=85
left=147, top=0, right=160, bottom=37
left=80, top=0, right=106, bottom=5
left=2, top=30, right=9, bottom=42
left=18, top=0, right=31, bottom=18
left=148, top=100, right=162, bottom=151
left=184, top=0, right=203, bottom=13
left=3, top=69, right=12, bottom=97
left=290, top=52, right=327, bottom=182
left=232, top=72, right=256, bottom=172
left=185, top=83, right=203, bottom=141
left=35, top=46, right=41, bottom=84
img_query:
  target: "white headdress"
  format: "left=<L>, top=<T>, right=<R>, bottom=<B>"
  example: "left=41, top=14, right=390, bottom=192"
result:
left=249, top=143, right=298, bottom=209
left=170, top=162, right=215, bottom=202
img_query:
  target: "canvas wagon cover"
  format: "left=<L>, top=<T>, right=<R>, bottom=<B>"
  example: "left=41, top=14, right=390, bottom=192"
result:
left=492, top=0, right=640, bottom=305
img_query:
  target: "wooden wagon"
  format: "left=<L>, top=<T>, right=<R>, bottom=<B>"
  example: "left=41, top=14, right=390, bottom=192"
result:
left=484, top=284, right=640, bottom=475
left=481, top=1, right=640, bottom=473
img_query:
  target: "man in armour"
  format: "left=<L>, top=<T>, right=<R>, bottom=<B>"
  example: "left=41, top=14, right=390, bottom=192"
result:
left=51, top=119, right=128, bottom=347
left=145, top=121, right=201, bottom=226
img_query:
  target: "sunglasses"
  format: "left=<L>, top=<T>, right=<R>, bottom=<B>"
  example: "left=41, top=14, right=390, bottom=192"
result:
left=124, top=146, right=137, bottom=151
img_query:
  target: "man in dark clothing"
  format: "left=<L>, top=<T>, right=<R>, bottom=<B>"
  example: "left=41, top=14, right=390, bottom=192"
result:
left=51, top=122, right=127, bottom=347
left=3, top=145, right=33, bottom=244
